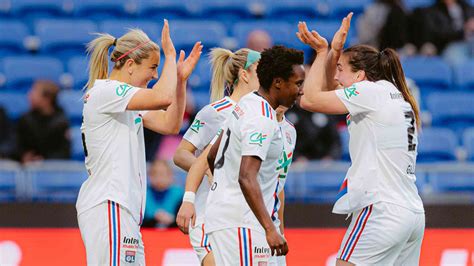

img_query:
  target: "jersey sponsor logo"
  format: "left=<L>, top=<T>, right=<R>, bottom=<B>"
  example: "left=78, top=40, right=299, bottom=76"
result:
left=390, top=92, right=403, bottom=100
left=277, top=151, right=293, bottom=178
left=249, top=132, right=267, bottom=146
left=407, top=164, right=415, bottom=175
left=116, top=83, right=133, bottom=97
left=343, top=85, right=360, bottom=99
left=190, top=119, right=205, bottom=133
left=254, top=246, right=271, bottom=259
left=125, top=250, right=136, bottom=263
left=123, top=236, right=139, bottom=245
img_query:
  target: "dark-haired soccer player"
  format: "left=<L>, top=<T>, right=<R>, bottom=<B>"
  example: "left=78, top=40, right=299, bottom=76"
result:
left=205, top=46, right=305, bottom=265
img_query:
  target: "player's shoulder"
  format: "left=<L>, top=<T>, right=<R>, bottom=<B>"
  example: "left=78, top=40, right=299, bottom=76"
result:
left=239, top=92, right=277, bottom=121
left=209, top=96, right=235, bottom=113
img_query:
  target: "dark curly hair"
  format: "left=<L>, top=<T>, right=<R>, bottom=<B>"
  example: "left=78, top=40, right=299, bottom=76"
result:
left=256, top=45, right=304, bottom=91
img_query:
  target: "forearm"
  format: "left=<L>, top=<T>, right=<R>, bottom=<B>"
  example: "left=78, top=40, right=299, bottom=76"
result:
left=301, top=48, right=329, bottom=107
left=152, top=57, right=177, bottom=97
left=185, top=147, right=211, bottom=192
left=325, top=49, right=342, bottom=91
left=160, top=79, right=187, bottom=134
left=239, top=173, right=274, bottom=232
left=174, top=149, right=196, bottom=172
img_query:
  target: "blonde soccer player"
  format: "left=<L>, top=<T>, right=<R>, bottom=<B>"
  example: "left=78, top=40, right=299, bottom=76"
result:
left=76, top=20, right=202, bottom=265
left=174, top=47, right=261, bottom=265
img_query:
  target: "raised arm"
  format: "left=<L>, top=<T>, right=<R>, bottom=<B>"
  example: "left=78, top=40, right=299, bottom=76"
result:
left=326, top=13, right=353, bottom=91
left=297, top=15, right=352, bottom=115
left=144, top=34, right=203, bottom=135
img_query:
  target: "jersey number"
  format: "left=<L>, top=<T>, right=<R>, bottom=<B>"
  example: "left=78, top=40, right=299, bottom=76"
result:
left=214, top=129, right=231, bottom=170
left=81, top=116, right=88, bottom=157
left=404, top=111, right=416, bottom=151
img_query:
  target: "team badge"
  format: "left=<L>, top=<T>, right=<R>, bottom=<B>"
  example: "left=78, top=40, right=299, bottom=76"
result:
left=285, top=131, right=292, bottom=145
left=125, top=250, right=136, bottom=263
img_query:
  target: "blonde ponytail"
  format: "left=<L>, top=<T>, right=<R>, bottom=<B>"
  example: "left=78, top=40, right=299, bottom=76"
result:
left=208, top=48, right=252, bottom=102
left=85, top=33, right=114, bottom=89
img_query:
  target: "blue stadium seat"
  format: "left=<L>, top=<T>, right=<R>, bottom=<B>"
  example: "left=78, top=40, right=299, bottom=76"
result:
left=58, top=90, right=84, bottom=125
left=99, top=20, right=160, bottom=42
left=306, top=20, right=354, bottom=46
left=1, top=56, right=64, bottom=91
left=327, top=0, right=373, bottom=19
left=171, top=20, right=227, bottom=52
left=0, top=92, right=29, bottom=120
left=0, top=21, right=29, bottom=56
left=426, top=92, right=474, bottom=132
left=10, top=0, right=70, bottom=21
left=339, top=128, right=350, bottom=161
left=35, top=19, right=98, bottom=60
left=232, top=21, right=292, bottom=48
left=26, top=160, right=87, bottom=202
left=402, top=56, right=452, bottom=91
left=417, top=127, right=458, bottom=162
left=0, top=160, right=22, bottom=202
left=136, top=0, right=193, bottom=19
left=198, top=0, right=253, bottom=22
left=267, top=0, right=324, bottom=21
left=73, top=0, right=136, bottom=20
left=70, top=126, right=85, bottom=160
left=193, top=91, right=212, bottom=111
left=188, top=59, right=212, bottom=94
left=428, top=172, right=474, bottom=193
left=301, top=169, right=346, bottom=203
left=67, top=56, right=88, bottom=90
left=454, top=60, right=474, bottom=90
left=463, top=128, right=474, bottom=161
left=404, top=0, right=435, bottom=10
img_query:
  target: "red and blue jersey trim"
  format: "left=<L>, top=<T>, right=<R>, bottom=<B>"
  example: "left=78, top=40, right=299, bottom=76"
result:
left=238, top=227, right=253, bottom=266
left=261, top=101, right=273, bottom=120
left=271, top=180, right=280, bottom=221
left=108, top=200, right=121, bottom=266
left=211, top=98, right=233, bottom=112
left=336, top=178, right=348, bottom=201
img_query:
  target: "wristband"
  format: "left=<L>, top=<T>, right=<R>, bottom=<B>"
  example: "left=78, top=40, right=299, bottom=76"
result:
left=183, top=191, right=195, bottom=204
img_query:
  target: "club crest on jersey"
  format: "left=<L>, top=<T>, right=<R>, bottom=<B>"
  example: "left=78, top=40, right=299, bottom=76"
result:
left=249, top=132, right=267, bottom=146
left=190, top=119, right=205, bottom=133
left=116, top=83, right=133, bottom=97
left=344, top=85, right=359, bottom=99
left=125, top=250, right=136, bottom=263
left=285, top=132, right=292, bottom=145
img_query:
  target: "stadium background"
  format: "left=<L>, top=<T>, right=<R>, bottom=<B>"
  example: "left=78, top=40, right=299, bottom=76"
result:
left=0, top=0, right=473, bottom=265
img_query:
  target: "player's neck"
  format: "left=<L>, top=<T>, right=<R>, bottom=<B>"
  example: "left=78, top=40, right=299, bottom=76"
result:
left=257, top=88, right=278, bottom=110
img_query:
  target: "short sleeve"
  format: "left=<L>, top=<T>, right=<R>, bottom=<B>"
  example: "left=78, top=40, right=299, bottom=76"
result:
left=96, top=82, right=140, bottom=114
left=335, top=81, right=382, bottom=115
left=183, top=106, right=221, bottom=151
left=240, top=115, right=277, bottom=161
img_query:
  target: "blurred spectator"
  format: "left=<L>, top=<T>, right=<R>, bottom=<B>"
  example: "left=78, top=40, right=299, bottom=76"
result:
left=0, top=107, right=15, bottom=159
left=16, top=80, right=70, bottom=164
left=143, top=159, right=184, bottom=228
left=286, top=107, right=342, bottom=161
left=357, top=0, right=415, bottom=55
left=442, top=17, right=474, bottom=66
left=422, top=0, right=474, bottom=55
left=246, top=29, right=272, bottom=52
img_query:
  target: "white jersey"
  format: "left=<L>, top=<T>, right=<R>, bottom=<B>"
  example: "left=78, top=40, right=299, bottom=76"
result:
left=182, top=96, right=236, bottom=225
left=205, top=92, right=283, bottom=234
left=76, top=79, right=147, bottom=225
left=271, top=116, right=297, bottom=229
left=333, top=80, right=424, bottom=214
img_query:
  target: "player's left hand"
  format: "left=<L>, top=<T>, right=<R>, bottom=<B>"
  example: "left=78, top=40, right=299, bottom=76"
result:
left=177, top=42, right=203, bottom=81
left=176, top=201, right=196, bottom=234
left=296, top=21, right=328, bottom=53
left=331, top=12, right=353, bottom=52
left=266, top=227, right=289, bottom=257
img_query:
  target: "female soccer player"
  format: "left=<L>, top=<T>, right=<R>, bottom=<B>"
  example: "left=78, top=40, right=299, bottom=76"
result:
left=173, top=47, right=261, bottom=265
left=76, top=20, right=202, bottom=265
left=297, top=14, right=425, bottom=266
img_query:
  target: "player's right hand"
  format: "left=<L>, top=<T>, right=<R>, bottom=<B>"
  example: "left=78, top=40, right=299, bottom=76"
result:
left=265, top=227, right=289, bottom=257
left=176, top=201, right=196, bottom=234
left=161, top=19, right=176, bottom=59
